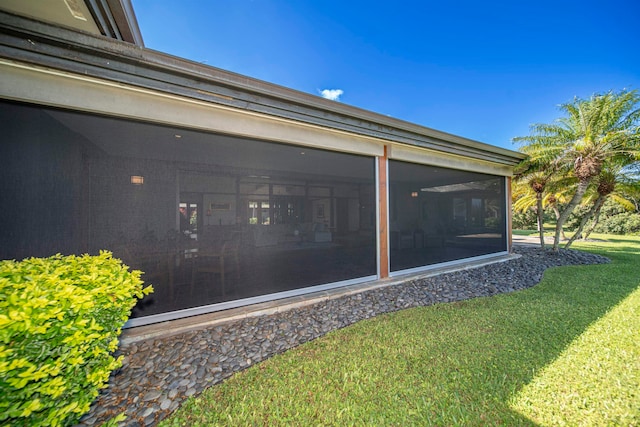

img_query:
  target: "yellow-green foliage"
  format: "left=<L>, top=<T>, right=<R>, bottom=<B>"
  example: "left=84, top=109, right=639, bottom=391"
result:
left=0, top=251, right=153, bottom=426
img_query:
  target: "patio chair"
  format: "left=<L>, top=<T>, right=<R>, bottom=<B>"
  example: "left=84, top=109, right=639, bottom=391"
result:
left=190, top=238, right=240, bottom=296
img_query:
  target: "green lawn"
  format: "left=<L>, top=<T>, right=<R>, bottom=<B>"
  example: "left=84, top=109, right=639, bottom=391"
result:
left=512, top=229, right=538, bottom=236
left=160, top=236, right=640, bottom=426
left=512, top=223, right=557, bottom=236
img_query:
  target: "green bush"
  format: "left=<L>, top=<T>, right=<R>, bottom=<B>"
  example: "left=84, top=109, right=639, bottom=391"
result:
left=0, top=251, right=152, bottom=426
left=565, top=199, right=640, bottom=235
left=512, top=210, right=538, bottom=229
left=594, top=212, right=640, bottom=235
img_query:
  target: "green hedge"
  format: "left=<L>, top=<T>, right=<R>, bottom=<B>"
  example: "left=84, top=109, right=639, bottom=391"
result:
left=0, top=251, right=152, bottom=426
left=593, top=212, right=640, bottom=235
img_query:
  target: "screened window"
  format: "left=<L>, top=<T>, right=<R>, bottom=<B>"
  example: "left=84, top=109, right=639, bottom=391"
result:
left=388, top=160, right=507, bottom=272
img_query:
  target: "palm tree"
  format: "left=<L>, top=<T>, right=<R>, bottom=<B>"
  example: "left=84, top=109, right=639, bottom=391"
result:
left=545, top=188, right=574, bottom=240
left=514, top=90, right=640, bottom=251
left=513, top=157, right=553, bottom=248
left=564, top=167, right=616, bottom=247
left=513, top=142, right=579, bottom=247
left=513, top=168, right=574, bottom=248
left=569, top=164, right=640, bottom=244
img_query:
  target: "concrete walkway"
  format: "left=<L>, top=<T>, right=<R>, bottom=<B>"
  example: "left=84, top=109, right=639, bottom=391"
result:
left=512, top=234, right=555, bottom=246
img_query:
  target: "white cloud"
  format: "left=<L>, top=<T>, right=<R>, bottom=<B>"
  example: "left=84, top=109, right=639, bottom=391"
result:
left=319, top=89, right=344, bottom=101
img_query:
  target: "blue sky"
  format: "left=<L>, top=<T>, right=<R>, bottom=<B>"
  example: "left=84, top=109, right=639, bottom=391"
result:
left=131, top=0, right=639, bottom=151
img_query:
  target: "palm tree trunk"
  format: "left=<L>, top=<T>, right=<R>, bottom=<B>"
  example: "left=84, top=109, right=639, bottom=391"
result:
left=553, top=179, right=592, bottom=251
left=552, top=206, right=567, bottom=240
left=536, top=193, right=545, bottom=249
left=582, top=197, right=607, bottom=240
left=564, top=195, right=605, bottom=249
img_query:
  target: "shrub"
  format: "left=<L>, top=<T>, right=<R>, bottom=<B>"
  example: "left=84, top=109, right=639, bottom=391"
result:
left=565, top=199, right=640, bottom=235
left=512, top=209, right=538, bottom=229
left=594, top=212, right=640, bottom=235
left=0, top=251, right=152, bottom=426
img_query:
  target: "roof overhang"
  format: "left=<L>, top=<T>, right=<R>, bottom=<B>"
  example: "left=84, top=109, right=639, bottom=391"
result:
left=0, top=0, right=143, bottom=46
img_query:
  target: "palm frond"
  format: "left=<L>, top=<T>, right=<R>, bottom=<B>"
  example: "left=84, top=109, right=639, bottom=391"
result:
left=513, top=194, right=537, bottom=212
left=609, top=193, right=636, bottom=211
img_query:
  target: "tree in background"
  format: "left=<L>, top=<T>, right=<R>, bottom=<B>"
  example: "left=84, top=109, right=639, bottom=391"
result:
left=512, top=172, right=573, bottom=245
left=513, top=157, right=552, bottom=248
left=564, top=163, right=640, bottom=247
left=513, top=159, right=575, bottom=247
left=514, top=89, right=640, bottom=251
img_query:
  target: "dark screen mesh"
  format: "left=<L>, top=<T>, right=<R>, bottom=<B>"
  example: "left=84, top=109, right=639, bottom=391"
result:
left=0, top=101, right=377, bottom=319
left=388, top=159, right=506, bottom=272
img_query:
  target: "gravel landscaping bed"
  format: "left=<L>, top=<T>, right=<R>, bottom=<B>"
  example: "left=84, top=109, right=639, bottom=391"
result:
left=77, top=246, right=609, bottom=426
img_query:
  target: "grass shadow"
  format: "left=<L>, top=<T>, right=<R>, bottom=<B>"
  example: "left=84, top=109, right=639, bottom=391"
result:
left=511, top=284, right=640, bottom=425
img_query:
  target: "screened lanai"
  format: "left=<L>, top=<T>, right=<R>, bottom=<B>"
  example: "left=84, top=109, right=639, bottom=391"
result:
left=0, top=100, right=378, bottom=322
left=388, top=160, right=507, bottom=273
left=0, top=8, right=526, bottom=327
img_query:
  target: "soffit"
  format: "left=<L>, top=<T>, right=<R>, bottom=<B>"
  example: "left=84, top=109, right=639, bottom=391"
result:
left=0, top=0, right=101, bottom=35
left=0, top=0, right=143, bottom=45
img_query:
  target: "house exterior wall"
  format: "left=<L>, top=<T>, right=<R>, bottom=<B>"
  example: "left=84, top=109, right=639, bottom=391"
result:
left=0, top=15, right=525, bottom=327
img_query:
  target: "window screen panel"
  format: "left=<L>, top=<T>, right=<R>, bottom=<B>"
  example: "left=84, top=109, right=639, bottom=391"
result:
left=388, top=160, right=506, bottom=272
left=0, top=101, right=377, bottom=319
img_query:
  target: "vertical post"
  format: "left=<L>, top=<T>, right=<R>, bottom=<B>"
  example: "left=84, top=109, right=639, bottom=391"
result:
left=378, top=146, right=389, bottom=278
left=507, top=176, right=513, bottom=252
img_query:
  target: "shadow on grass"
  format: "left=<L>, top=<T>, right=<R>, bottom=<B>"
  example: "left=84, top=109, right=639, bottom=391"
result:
left=360, top=245, right=639, bottom=425
left=575, top=236, right=640, bottom=258
left=426, top=239, right=640, bottom=425
left=511, top=285, right=640, bottom=425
